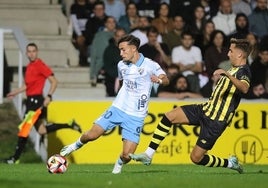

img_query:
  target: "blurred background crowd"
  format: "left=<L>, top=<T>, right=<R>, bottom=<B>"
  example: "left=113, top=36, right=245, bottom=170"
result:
left=61, top=0, right=268, bottom=99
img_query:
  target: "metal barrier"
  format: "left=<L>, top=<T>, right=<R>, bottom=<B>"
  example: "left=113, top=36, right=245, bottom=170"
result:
left=0, top=26, right=28, bottom=118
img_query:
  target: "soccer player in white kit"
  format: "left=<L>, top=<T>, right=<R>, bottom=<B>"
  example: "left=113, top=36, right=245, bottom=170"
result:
left=60, top=35, right=169, bottom=174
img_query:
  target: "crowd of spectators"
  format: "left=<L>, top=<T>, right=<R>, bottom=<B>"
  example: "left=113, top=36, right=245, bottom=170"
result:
left=62, top=0, right=268, bottom=99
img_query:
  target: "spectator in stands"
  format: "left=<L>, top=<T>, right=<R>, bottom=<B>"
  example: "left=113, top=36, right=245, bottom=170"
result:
left=84, top=1, right=108, bottom=54
left=103, top=27, right=126, bottom=96
left=70, top=0, right=92, bottom=66
left=4, top=43, right=81, bottom=164
left=89, top=0, right=97, bottom=11
left=228, top=13, right=250, bottom=41
left=162, top=15, right=185, bottom=52
left=90, top=16, right=116, bottom=87
left=157, top=74, right=203, bottom=99
left=200, top=0, right=220, bottom=20
left=248, top=0, right=268, bottom=38
left=151, top=2, right=174, bottom=36
left=204, top=30, right=229, bottom=78
left=200, top=0, right=210, bottom=19
left=188, top=5, right=207, bottom=38
left=194, top=19, right=215, bottom=57
left=245, top=0, right=257, bottom=9
left=166, top=63, right=181, bottom=81
left=250, top=43, right=268, bottom=88
left=231, top=0, right=252, bottom=16
left=136, top=0, right=159, bottom=19
left=118, top=2, right=139, bottom=33
left=139, top=26, right=171, bottom=71
left=260, top=35, right=268, bottom=49
left=169, top=0, right=201, bottom=24
left=156, top=63, right=180, bottom=97
left=171, top=31, right=203, bottom=93
left=243, top=82, right=268, bottom=99
left=130, top=16, right=162, bottom=47
left=246, top=32, right=259, bottom=65
left=188, top=5, right=207, bottom=39
left=103, top=0, right=126, bottom=22
left=212, top=0, right=236, bottom=36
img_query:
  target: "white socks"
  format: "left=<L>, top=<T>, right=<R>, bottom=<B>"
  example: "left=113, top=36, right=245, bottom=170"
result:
left=74, top=137, right=84, bottom=150
left=145, top=147, right=156, bottom=159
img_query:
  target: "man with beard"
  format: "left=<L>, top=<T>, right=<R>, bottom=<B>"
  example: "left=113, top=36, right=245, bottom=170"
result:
left=248, top=0, right=268, bottom=38
left=228, top=13, right=250, bottom=41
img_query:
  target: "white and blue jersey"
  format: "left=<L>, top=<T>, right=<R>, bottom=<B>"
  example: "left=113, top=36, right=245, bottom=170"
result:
left=95, top=53, right=166, bottom=143
left=113, top=53, right=166, bottom=118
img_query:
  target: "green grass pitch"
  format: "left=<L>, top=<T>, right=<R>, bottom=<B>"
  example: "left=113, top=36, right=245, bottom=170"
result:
left=0, top=163, right=267, bottom=188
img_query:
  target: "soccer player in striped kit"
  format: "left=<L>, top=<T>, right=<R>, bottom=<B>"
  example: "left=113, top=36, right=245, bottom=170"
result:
left=130, top=38, right=252, bottom=174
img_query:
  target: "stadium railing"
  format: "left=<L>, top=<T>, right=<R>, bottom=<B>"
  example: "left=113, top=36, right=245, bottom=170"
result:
left=0, top=26, right=28, bottom=118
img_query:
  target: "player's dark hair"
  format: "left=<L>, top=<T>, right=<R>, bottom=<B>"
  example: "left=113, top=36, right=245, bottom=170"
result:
left=118, top=35, right=140, bottom=49
left=230, top=38, right=251, bottom=57
left=26, top=43, right=38, bottom=50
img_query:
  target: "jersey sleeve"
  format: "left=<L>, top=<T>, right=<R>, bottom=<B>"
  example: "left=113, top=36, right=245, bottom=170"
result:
left=152, top=60, right=166, bottom=76
left=38, top=60, right=53, bottom=78
left=236, top=65, right=251, bottom=86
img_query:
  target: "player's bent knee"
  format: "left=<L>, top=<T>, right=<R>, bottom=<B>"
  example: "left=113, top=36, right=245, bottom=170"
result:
left=165, top=110, right=178, bottom=122
left=190, top=153, right=202, bottom=164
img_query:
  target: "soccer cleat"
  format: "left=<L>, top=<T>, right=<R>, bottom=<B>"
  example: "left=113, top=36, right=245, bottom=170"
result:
left=112, top=162, right=123, bottom=174
left=60, top=143, right=78, bottom=157
left=229, top=155, right=243, bottom=174
left=4, top=157, right=20, bottom=164
left=129, top=153, right=152, bottom=165
left=70, top=119, right=82, bottom=133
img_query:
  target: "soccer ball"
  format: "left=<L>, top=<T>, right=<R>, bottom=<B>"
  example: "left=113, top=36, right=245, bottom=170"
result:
left=46, top=154, right=68, bottom=174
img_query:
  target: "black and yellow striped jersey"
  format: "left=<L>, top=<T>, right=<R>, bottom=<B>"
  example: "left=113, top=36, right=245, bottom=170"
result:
left=202, top=64, right=251, bottom=123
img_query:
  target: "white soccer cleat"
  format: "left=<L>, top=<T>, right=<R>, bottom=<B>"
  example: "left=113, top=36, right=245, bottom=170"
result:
left=60, top=144, right=77, bottom=156
left=229, top=155, right=243, bottom=174
left=112, top=162, right=123, bottom=174
left=129, top=153, right=152, bottom=165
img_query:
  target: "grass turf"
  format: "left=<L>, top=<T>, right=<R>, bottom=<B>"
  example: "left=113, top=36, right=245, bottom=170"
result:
left=0, top=163, right=267, bottom=188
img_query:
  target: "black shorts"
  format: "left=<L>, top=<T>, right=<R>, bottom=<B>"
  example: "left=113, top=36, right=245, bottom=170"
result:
left=25, top=95, right=47, bottom=128
left=181, top=104, right=227, bottom=150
